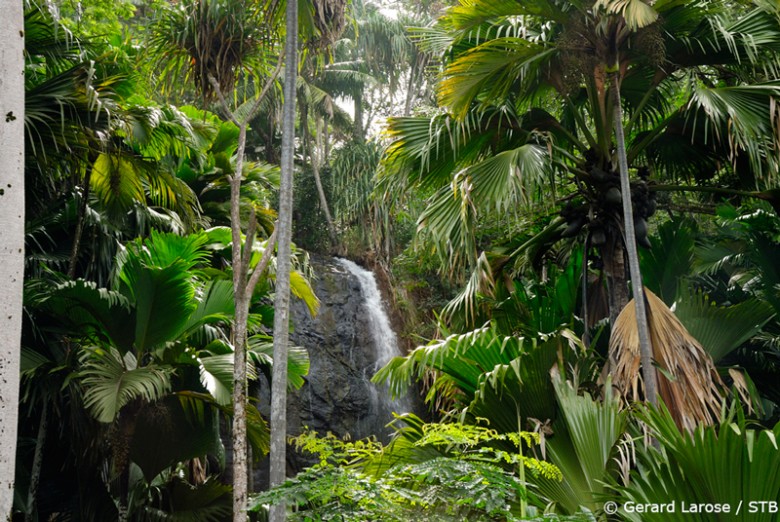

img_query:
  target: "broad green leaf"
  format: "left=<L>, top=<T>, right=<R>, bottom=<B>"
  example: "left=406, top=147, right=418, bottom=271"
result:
left=80, top=348, right=172, bottom=423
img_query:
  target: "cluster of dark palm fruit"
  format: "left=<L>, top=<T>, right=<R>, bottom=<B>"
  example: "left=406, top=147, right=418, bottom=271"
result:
left=560, top=166, right=656, bottom=248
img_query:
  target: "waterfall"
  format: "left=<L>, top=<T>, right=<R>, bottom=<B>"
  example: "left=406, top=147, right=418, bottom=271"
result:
left=335, top=258, right=402, bottom=372
left=334, top=258, right=411, bottom=426
left=277, top=254, right=414, bottom=458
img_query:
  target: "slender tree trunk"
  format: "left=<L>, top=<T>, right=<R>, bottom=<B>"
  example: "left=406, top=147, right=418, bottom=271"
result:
left=603, top=236, right=629, bottom=327
left=231, top=241, right=250, bottom=521
left=207, top=58, right=283, bottom=522
left=67, top=166, right=92, bottom=278
left=323, top=115, right=331, bottom=164
left=311, top=116, right=338, bottom=248
left=0, top=6, right=25, bottom=518
left=301, top=103, right=336, bottom=247
left=353, top=90, right=365, bottom=142
left=25, top=402, right=48, bottom=522
left=612, top=73, right=658, bottom=406
left=269, top=0, right=298, bottom=519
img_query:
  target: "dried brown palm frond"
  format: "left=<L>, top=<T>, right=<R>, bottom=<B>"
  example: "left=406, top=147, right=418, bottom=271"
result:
left=609, top=288, right=726, bottom=432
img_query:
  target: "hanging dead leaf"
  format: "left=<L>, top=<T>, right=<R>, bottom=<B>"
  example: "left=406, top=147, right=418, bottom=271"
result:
left=609, top=288, right=726, bottom=431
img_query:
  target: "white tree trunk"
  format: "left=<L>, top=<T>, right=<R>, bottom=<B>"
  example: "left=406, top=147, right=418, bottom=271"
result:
left=269, top=0, right=298, bottom=519
left=0, top=3, right=25, bottom=518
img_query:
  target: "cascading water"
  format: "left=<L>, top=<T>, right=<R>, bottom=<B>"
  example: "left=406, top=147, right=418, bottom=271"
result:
left=281, top=255, right=414, bottom=450
left=335, top=258, right=412, bottom=425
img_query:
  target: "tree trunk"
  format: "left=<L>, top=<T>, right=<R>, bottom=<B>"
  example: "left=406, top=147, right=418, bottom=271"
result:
left=207, top=58, right=283, bottom=522
left=612, top=73, right=658, bottom=406
left=353, top=90, right=365, bottom=143
left=301, top=103, right=337, bottom=248
left=269, top=0, right=298, bottom=519
left=25, top=402, right=48, bottom=522
left=67, top=166, right=92, bottom=278
left=311, top=116, right=338, bottom=248
left=0, top=5, right=25, bottom=518
left=603, top=236, right=629, bottom=327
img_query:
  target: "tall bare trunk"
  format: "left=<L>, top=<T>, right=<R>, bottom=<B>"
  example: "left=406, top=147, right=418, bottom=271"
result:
left=25, top=402, right=48, bottom=522
left=206, top=54, right=284, bottom=522
left=68, top=166, right=92, bottom=278
left=353, top=90, right=364, bottom=142
left=612, top=73, right=658, bottom=406
left=311, top=116, right=338, bottom=248
left=0, top=5, right=25, bottom=518
left=269, top=0, right=298, bottom=519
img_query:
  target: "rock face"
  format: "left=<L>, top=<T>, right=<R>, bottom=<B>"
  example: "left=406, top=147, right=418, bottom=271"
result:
left=251, top=255, right=412, bottom=487
left=287, top=255, right=408, bottom=443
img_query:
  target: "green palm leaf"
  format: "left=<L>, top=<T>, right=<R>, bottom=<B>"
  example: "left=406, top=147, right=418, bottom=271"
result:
left=248, top=336, right=310, bottom=391
left=617, top=405, right=780, bottom=522
left=594, top=0, right=658, bottom=30
left=80, top=348, right=173, bottom=423
left=417, top=144, right=551, bottom=268
left=673, top=290, right=775, bottom=363
left=532, top=372, right=628, bottom=514
left=194, top=339, right=260, bottom=405
left=90, top=153, right=146, bottom=218
left=44, top=279, right=135, bottom=353
left=176, top=280, right=235, bottom=342
left=118, top=259, right=197, bottom=354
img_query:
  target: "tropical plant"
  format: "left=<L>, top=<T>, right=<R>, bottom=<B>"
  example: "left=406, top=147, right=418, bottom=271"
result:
left=615, top=404, right=780, bottom=522
left=380, top=0, right=780, bottom=411
left=376, top=345, right=628, bottom=517
left=530, top=370, right=629, bottom=516
left=17, top=230, right=313, bottom=520
left=23, top=5, right=209, bottom=284
left=250, top=421, right=560, bottom=521
left=147, top=3, right=289, bottom=516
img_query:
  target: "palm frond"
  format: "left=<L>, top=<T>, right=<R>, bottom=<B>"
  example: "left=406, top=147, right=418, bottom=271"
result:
left=610, top=289, right=726, bottom=431
left=532, top=369, right=628, bottom=514
left=416, top=143, right=551, bottom=270
left=438, top=38, right=554, bottom=119
left=198, top=351, right=258, bottom=406
left=594, top=0, right=658, bottom=30
left=80, top=348, right=173, bottom=423
left=673, top=290, right=775, bottom=363
left=617, top=405, right=780, bottom=522
left=248, top=336, right=311, bottom=391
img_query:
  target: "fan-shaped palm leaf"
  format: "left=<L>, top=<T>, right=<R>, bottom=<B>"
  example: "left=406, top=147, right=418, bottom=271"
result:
left=610, top=289, right=726, bottom=431
left=531, top=369, right=628, bottom=515
left=248, top=336, right=311, bottom=391
left=616, top=405, right=780, bottom=522
left=197, top=349, right=258, bottom=406
left=42, top=279, right=135, bottom=352
left=673, top=290, right=775, bottom=364
left=80, top=348, right=173, bottom=423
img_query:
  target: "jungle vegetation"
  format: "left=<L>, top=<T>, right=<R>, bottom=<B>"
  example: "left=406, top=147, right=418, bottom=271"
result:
left=6, top=0, right=780, bottom=520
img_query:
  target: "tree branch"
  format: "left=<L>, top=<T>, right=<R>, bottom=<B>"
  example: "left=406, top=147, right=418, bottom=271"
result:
left=246, top=226, right=279, bottom=299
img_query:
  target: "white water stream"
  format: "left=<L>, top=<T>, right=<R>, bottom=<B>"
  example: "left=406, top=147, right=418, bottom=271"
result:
left=335, top=258, right=411, bottom=428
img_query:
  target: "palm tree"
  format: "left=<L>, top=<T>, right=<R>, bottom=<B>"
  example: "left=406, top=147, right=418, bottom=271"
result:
left=19, top=230, right=314, bottom=519
left=147, top=2, right=343, bottom=518
left=23, top=6, right=207, bottom=284
left=382, top=0, right=780, bottom=412
left=0, top=1, right=25, bottom=517
left=147, top=4, right=286, bottom=516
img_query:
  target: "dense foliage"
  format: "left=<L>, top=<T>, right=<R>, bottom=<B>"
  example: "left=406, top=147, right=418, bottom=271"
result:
left=8, top=0, right=780, bottom=520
